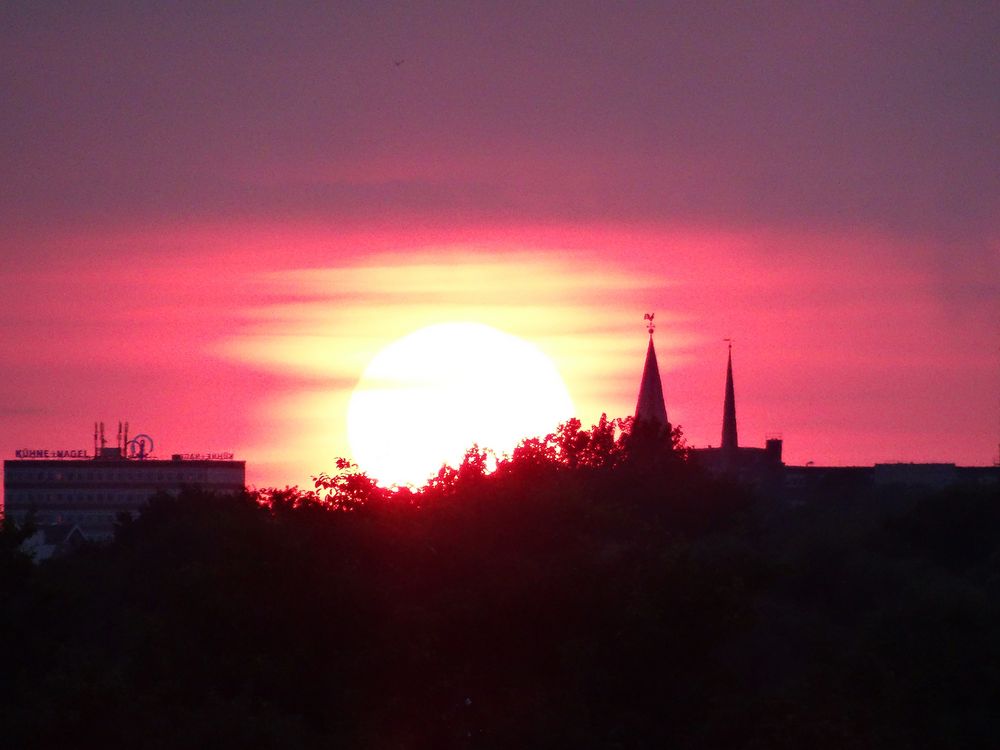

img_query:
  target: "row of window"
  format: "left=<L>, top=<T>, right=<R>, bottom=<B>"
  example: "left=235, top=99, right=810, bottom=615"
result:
left=6, top=469, right=218, bottom=483
left=7, top=491, right=153, bottom=507
left=48, top=512, right=127, bottom=526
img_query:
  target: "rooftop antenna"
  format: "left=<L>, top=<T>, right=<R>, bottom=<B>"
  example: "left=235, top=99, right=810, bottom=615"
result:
left=644, top=312, right=655, bottom=337
left=117, top=421, right=122, bottom=453
left=93, top=421, right=98, bottom=457
left=123, top=421, right=129, bottom=452
left=99, top=422, right=106, bottom=449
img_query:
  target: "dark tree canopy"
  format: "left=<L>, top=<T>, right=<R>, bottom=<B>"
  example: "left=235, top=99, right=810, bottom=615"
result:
left=1, top=418, right=998, bottom=749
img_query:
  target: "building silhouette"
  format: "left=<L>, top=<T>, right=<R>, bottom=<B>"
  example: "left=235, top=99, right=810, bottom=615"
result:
left=631, top=318, right=996, bottom=491
left=3, top=422, right=245, bottom=543
left=687, top=342, right=783, bottom=482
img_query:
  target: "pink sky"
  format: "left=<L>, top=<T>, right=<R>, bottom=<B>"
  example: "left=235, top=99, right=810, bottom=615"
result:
left=2, top=4, right=998, bottom=497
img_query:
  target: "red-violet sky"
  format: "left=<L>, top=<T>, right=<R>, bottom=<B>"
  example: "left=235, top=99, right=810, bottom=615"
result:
left=2, top=3, right=998, bottom=494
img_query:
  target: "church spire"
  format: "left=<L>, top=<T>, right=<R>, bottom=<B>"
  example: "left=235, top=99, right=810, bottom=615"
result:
left=721, top=340, right=738, bottom=458
left=634, top=313, right=668, bottom=430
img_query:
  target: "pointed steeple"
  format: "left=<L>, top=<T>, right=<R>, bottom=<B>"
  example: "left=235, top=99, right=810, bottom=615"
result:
left=635, top=314, right=668, bottom=430
left=721, top=341, right=738, bottom=457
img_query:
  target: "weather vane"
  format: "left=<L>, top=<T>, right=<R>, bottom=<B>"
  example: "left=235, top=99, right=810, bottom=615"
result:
left=724, top=337, right=733, bottom=351
left=644, top=312, right=655, bottom=336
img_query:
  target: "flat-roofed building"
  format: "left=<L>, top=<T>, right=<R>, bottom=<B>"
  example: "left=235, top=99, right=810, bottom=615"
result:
left=3, top=425, right=245, bottom=541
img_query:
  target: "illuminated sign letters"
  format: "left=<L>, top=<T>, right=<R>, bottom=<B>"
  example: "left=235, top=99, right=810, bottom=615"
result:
left=14, top=449, right=90, bottom=459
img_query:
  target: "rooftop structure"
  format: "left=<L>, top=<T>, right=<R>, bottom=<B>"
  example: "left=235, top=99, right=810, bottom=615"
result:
left=685, top=343, right=783, bottom=482
left=641, top=334, right=996, bottom=493
left=721, top=341, right=738, bottom=462
left=3, top=422, right=245, bottom=542
left=634, top=313, right=669, bottom=432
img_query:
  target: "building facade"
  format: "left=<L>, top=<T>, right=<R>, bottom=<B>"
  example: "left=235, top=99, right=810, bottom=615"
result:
left=3, top=432, right=245, bottom=541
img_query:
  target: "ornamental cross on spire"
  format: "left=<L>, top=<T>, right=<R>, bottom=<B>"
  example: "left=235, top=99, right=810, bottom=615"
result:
left=644, top=312, right=655, bottom=336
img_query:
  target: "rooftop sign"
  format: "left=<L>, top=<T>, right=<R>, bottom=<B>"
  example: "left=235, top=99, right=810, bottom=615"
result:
left=14, top=449, right=90, bottom=459
left=126, top=434, right=154, bottom=460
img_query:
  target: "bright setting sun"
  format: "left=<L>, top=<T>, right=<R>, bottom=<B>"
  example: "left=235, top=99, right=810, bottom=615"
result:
left=347, top=322, right=574, bottom=486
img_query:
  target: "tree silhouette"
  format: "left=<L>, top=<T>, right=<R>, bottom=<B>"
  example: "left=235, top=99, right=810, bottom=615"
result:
left=1, top=419, right=997, bottom=748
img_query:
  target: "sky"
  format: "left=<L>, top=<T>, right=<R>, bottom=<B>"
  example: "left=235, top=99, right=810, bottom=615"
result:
left=2, top=2, right=998, bottom=494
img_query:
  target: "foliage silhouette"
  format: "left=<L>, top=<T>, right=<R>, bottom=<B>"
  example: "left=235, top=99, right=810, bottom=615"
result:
left=1, top=418, right=997, bottom=748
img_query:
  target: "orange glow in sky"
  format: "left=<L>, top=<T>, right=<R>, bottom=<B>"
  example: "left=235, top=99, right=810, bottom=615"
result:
left=214, top=244, right=670, bottom=486
left=1, top=223, right=996, bottom=501
left=1, top=5, right=998, bottom=504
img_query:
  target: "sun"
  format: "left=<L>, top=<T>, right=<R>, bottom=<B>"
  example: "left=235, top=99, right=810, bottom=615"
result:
left=347, top=322, right=574, bottom=486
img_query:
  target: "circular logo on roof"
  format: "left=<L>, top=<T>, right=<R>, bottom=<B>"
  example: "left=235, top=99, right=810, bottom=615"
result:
left=126, top=434, right=154, bottom=459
